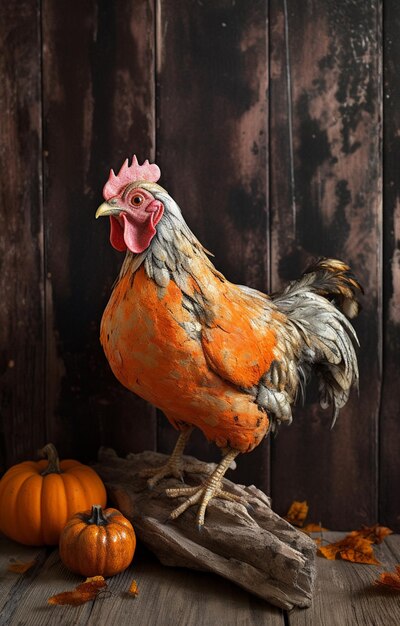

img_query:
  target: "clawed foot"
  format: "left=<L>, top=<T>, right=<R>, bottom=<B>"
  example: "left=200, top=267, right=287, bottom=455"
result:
left=166, top=449, right=242, bottom=527
left=142, top=445, right=241, bottom=527
left=139, top=457, right=210, bottom=488
left=140, top=427, right=194, bottom=488
left=139, top=459, right=185, bottom=488
left=166, top=482, right=243, bottom=527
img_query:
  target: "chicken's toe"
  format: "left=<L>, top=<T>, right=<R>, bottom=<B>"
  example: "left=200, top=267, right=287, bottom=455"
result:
left=139, top=461, right=184, bottom=488
left=140, top=427, right=194, bottom=487
left=166, top=448, right=241, bottom=527
left=167, top=486, right=203, bottom=519
left=166, top=483, right=244, bottom=527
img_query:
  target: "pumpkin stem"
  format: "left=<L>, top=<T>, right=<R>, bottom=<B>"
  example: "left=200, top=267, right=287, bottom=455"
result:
left=87, top=505, right=109, bottom=526
left=39, top=443, right=62, bottom=475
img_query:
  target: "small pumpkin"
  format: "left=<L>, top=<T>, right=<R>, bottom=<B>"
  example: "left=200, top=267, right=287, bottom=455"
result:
left=0, top=443, right=107, bottom=546
left=59, top=504, right=136, bottom=577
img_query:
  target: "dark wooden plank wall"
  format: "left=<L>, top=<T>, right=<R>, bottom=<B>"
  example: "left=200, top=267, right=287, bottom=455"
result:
left=41, top=0, right=157, bottom=460
left=0, top=1, right=397, bottom=530
left=381, top=0, right=400, bottom=531
left=269, top=1, right=381, bottom=530
left=0, top=3, right=46, bottom=466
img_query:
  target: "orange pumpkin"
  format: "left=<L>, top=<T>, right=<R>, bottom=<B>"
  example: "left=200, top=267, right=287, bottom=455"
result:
left=0, top=443, right=107, bottom=546
left=59, top=504, right=136, bottom=577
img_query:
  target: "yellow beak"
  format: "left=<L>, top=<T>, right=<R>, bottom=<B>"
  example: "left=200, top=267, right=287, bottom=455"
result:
left=95, top=201, right=122, bottom=219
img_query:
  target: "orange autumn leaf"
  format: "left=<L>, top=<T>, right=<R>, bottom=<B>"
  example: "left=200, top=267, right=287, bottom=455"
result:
left=83, top=576, right=108, bottom=587
left=128, top=579, right=139, bottom=597
left=302, top=523, right=328, bottom=534
left=48, top=576, right=107, bottom=606
left=285, top=500, right=309, bottom=527
left=348, top=524, right=393, bottom=545
left=7, top=559, right=36, bottom=574
left=318, top=535, right=380, bottom=565
left=374, top=565, right=400, bottom=591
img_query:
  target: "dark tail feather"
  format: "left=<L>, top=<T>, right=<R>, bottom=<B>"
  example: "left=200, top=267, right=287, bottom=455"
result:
left=302, top=257, right=363, bottom=319
left=273, top=257, right=362, bottom=428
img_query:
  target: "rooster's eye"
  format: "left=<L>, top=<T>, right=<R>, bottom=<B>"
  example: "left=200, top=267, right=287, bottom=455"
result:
left=131, top=194, right=144, bottom=207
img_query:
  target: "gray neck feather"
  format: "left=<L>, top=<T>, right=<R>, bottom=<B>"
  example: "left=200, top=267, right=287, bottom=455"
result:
left=118, top=190, right=218, bottom=315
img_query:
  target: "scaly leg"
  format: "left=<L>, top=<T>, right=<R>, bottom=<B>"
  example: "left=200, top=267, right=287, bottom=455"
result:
left=166, top=448, right=241, bottom=527
left=140, top=426, right=193, bottom=488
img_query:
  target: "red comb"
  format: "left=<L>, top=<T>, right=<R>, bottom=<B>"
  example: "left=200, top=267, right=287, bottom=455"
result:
left=103, top=155, right=161, bottom=200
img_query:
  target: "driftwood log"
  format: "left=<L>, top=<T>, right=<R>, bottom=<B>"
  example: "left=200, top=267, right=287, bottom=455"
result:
left=94, top=448, right=316, bottom=610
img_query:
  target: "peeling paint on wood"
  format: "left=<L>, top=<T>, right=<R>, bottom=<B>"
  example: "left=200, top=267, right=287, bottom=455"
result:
left=269, top=0, right=382, bottom=529
left=380, top=0, right=400, bottom=531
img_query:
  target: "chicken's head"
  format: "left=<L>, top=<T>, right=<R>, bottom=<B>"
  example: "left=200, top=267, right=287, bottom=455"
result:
left=95, top=156, right=164, bottom=254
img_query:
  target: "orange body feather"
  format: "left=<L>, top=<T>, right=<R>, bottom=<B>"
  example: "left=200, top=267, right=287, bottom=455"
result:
left=101, top=266, right=273, bottom=452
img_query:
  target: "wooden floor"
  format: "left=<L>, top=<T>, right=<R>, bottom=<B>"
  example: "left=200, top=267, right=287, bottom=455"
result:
left=0, top=532, right=399, bottom=626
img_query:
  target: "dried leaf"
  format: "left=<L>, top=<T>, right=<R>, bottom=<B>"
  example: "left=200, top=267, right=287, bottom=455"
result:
left=48, top=576, right=107, bottom=606
left=374, top=565, right=400, bottom=591
left=318, top=535, right=380, bottom=565
left=302, top=523, right=328, bottom=534
left=7, top=559, right=36, bottom=574
left=285, top=501, right=308, bottom=527
left=128, top=579, right=139, bottom=597
left=84, top=576, right=107, bottom=584
left=348, top=524, right=393, bottom=545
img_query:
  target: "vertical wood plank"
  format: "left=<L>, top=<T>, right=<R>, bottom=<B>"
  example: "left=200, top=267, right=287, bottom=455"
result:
left=0, top=1, right=45, bottom=469
left=42, top=0, right=157, bottom=461
left=380, top=1, right=400, bottom=531
left=269, top=0, right=382, bottom=529
left=156, top=0, right=270, bottom=488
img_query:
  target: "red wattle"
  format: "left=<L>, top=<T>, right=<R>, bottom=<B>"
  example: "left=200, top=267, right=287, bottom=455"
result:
left=108, top=203, right=164, bottom=254
left=110, top=216, right=127, bottom=251
left=122, top=211, right=158, bottom=253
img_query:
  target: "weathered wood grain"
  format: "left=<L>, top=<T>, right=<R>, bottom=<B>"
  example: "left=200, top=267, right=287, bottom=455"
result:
left=0, top=544, right=93, bottom=626
left=269, top=0, right=382, bottom=529
left=0, top=534, right=284, bottom=626
left=0, top=536, right=45, bottom=619
left=0, top=1, right=46, bottom=469
left=94, top=448, right=316, bottom=610
left=85, top=545, right=284, bottom=626
left=1, top=532, right=400, bottom=625
left=155, top=0, right=270, bottom=491
left=380, top=0, right=400, bottom=531
left=289, top=532, right=400, bottom=626
left=41, top=0, right=157, bottom=461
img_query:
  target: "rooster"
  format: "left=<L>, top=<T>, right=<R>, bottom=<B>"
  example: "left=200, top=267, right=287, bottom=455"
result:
left=96, top=156, right=362, bottom=527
